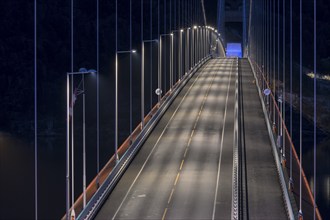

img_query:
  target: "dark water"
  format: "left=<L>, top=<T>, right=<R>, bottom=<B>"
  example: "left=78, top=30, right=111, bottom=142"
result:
left=0, top=131, right=116, bottom=220
left=0, top=133, right=65, bottom=219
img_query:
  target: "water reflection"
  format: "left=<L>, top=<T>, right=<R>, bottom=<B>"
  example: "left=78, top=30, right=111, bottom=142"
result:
left=304, top=137, right=330, bottom=218
left=0, top=132, right=67, bottom=220
left=0, top=132, right=35, bottom=219
left=325, top=176, right=330, bottom=207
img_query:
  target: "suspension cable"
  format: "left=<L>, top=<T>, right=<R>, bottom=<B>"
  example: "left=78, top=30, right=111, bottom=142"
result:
left=71, top=0, right=75, bottom=215
left=298, top=0, right=303, bottom=217
left=96, top=0, right=100, bottom=188
left=164, top=0, right=167, bottom=91
left=313, top=0, right=317, bottom=219
left=277, top=0, right=280, bottom=136
left=200, top=0, right=207, bottom=26
left=34, top=0, right=38, bottom=219
left=283, top=0, right=286, bottom=162
left=158, top=0, right=161, bottom=102
left=289, top=0, right=293, bottom=187
left=141, top=0, right=143, bottom=51
left=150, top=0, right=153, bottom=109
left=273, top=0, right=275, bottom=125
left=130, top=0, right=132, bottom=139
left=170, top=0, right=172, bottom=31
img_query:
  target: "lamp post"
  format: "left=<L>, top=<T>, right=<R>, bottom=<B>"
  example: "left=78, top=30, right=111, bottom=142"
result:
left=193, top=26, right=197, bottom=66
left=197, top=26, right=200, bottom=64
left=66, top=68, right=96, bottom=216
left=159, top=33, right=173, bottom=103
left=169, top=30, right=182, bottom=83
left=189, top=27, right=193, bottom=70
left=115, top=49, right=136, bottom=163
left=141, top=40, right=158, bottom=128
left=170, top=34, right=173, bottom=89
left=187, top=28, right=191, bottom=72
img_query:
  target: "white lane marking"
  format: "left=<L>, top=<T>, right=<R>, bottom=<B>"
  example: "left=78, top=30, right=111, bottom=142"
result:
left=161, top=208, right=168, bottom=220
left=111, top=63, right=210, bottom=220
left=212, top=59, right=235, bottom=220
left=231, top=58, right=239, bottom=220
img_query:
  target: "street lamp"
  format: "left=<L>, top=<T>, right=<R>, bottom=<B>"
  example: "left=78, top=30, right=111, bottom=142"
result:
left=193, top=26, right=199, bottom=65
left=170, top=30, right=183, bottom=82
left=185, top=28, right=190, bottom=74
left=159, top=33, right=173, bottom=103
left=141, top=40, right=158, bottom=128
left=66, top=68, right=96, bottom=216
left=115, top=49, right=136, bottom=163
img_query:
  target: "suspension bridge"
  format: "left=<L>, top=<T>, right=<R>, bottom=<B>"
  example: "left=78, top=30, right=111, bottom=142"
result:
left=27, top=0, right=323, bottom=219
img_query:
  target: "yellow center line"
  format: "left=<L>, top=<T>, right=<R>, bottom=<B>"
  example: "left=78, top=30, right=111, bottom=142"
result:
left=187, top=137, right=192, bottom=147
left=162, top=208, right=168, bottom=220
left=168, top=188, right=175, bottom=204
left=174, top=172, right=180, bottom=186
left=180, top=160, right=185, bottom=170
left=162, top=62, right=218, bottom=220
left=183, top=148, right=188, bottom=158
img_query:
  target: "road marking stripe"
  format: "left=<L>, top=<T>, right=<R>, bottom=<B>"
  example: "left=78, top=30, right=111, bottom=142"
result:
left=168, top=189, right=175, bottom=204
left=212, top=59, right=235, bottom=220
left=180, top=160, right=185, bottom=170
left=174, top=173, right=180, bottom=186
left=187, top=137, right=192, bottom=146
left=162, top=208, right=168, bottom=220
left=183, top=148, right=188, bottom=158
left=165, top=61, right=219, bottom=216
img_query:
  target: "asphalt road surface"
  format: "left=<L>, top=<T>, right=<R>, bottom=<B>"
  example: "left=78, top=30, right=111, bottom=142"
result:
left=96, top=58, right=237, bottom=220
left=95, top=58, right=287, bottom=220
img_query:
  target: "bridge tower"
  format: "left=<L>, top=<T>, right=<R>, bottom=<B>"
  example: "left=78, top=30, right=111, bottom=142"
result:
left=217, top=0, right=249, bottom=56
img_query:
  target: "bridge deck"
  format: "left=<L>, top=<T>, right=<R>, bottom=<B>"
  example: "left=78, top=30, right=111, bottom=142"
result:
left=95, top=58, right=287, bottom=219
left=239, top=59, right=287, bottom=219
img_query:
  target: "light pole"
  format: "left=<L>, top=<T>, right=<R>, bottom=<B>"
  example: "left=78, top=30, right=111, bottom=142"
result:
left=190, top=27, right=193, bottom=70
left=141, top=40, right=158, bottom=128
left=170, top=30, right=182, bottom=82
left=115, top=49, right=136, bottom=163
left=159, top=33, right=173, bottom=103
left=170, top=33, right=173, bottom=90
left=66, top=68, right=96, bottom=216
left=197, top=26, right=200, bottom=63
left=187, top=27, right=191, bottom=72
left=193, top=26, right=197, bottom=66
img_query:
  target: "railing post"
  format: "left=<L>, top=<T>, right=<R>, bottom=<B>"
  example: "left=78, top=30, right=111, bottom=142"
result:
left=66, top=74, right=70, bottom=220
